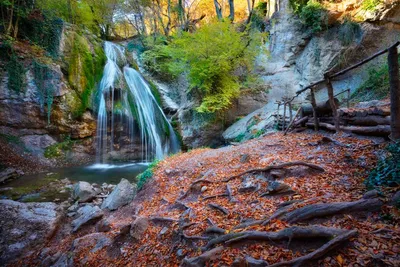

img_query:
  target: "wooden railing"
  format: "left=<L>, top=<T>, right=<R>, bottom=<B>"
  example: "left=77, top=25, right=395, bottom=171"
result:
left=279, top=41, right=400, bottom=140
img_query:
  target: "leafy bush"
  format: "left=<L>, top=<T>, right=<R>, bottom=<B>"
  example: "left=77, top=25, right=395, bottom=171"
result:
left=299, top=1, right=328, bottom=33
left=233, top=133, right=246, bottom=143
left=136, top=159, right=160, bottom=190
left=44, top=136, right=74, bottom=158
left=361, top=0, right=383, bottom=11
left=289, top=0, right=309, bottom=14
left=6, top=53, right=25, bottom=92
left=338, top=17, right=362, bottom=46
left=141, top=21, right=265, bottom=114
left=365, top=142, right=400, bottom=189
left=351, top=55, right=400, bottom=102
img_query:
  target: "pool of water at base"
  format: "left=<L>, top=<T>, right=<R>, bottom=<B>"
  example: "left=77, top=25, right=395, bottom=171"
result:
left=0, top=162, right=149, bottom=202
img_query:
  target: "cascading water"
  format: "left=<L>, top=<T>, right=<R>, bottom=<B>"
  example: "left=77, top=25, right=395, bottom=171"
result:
left=95, top=42, right=180, bottom=163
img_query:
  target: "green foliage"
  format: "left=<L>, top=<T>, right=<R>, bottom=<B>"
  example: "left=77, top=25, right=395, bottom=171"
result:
left=361, top=0, right=382, bottom=11
left=21, top=13, right=63, bottom=58
left=289, top=0, right=309, bottom=14
left=0, top=133, right=23, bottom=146
left=44, top=136, right=74, bottom=158
left=338, top=17, right=362, bottom=46
left=351, top=55, right=400, bottom=102
left=365, top=142, right=400, bottom=189
left=299, top=1, right=328, bottom=34
left=33, top=60, right=55, bottom=124
left=67, top=33, right=105, bottom=118
left=253, top=129, right=265, bottom=138
left=250, top=2, right=268, bottom=31
left=171, top=21, right=265, bottom=113
left=141, top=21, right=266, bottom=114
left=136, top=159, right=160, bottom=190
left=6, top=53, right=25, bottom=92
left=233, top=133, right=246, bottom=143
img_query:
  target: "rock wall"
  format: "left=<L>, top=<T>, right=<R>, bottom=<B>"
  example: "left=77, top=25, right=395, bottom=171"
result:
left=224, top=0, right=400, bottom=142
left=0, top=24, right=105, bottom=164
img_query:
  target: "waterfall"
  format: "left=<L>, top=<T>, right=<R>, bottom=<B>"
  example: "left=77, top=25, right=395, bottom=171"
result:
left=95, top=42, right=180, bottom=163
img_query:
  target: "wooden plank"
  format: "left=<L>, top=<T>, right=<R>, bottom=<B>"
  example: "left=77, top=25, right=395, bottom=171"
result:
left=388, top=46, right=400, bottom=140
left=310, top=87, right=319, bottom=131
left=284, top=108, right=302, bottom=135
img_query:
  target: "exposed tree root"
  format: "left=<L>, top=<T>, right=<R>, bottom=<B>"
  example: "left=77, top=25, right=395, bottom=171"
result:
left=268, top=230, right=357, bottom=267
left=179, top=179, right=215, bottom=200
left=182, top=247, right=224, bottom=267
left=182, top=233, right=210, bottom=240
left=203, top=225, right=354, bottom=252
left=149, top=217, right=178, bottom=224
left=205, top=226, right=226, bottom=235
left=208, top=203, right=229, bottom=215
left=280, top=198, right=383, bottom=223
left=202, top=193, right=229, bottom=201
left=224, top=161, right=325, bottom=182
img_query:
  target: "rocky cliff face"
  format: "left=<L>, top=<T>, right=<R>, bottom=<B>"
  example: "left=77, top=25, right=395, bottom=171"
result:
left=0, top=24, right=105, bottom=164
left=224, top=0, right=400, bottom=142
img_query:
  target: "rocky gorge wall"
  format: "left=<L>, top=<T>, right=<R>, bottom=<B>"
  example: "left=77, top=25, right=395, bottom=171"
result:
left=224, top=0, right=400, bottom=142
left=0, top=24, right=105, bottom=165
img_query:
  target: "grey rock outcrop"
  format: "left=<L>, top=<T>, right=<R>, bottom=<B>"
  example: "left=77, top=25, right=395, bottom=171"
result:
left=72, top=181, right=97, bottom=202
left=101, top=178, right=137, bottom=211
left=0, top=200, right=60, bottom=264
left=71, top=205, right=104, bottom=232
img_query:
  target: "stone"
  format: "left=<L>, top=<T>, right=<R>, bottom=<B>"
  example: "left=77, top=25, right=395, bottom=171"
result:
left=71, top=205, right=104, bottom=232
left=20, top=135, right=57, bottom=155
left=391, top=191, right=400, bottom=206
left=101, top=178, right=137, bottom=211
left=72, top=233, right=111, bottom=253
left=240, top=154, right=250, bottom=163
left=51, top=253, right=74, bottom=267
left=130, top=217, right=149, bottom=240
left=201, top=186, right=208, bottom=192
left=72, top=181, right=97, bottom=203
left=266, top=181, right=294, bottom=195
left=96, top=219, right=112, bottom=232
left=0, top=168, right=24, bottom=184
left=0, top=200, right=60, bottom=264
left=159, top=227, right=168, bottom=237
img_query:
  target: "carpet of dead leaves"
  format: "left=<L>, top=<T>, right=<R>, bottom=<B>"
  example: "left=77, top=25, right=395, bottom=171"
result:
left=25, top=132, right=399, bottom=267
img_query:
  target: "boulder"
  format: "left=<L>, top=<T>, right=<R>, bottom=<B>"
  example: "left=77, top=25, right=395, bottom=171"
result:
left=0, top=200, right=60, bottom=264
left=72, top=233, right=111, bottom=253
left=96, top=219, right=112, bottom=232
left=72, top=181, right=97, bottom=202
left=101, top=179, right=137, bottom=211
left=130, top=216, right=149, bottom=240
left=71, top=205, right=104, bottom=232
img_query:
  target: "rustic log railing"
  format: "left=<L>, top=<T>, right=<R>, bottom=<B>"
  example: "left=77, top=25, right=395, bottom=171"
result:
left=280, top=41, right=400, bottom=139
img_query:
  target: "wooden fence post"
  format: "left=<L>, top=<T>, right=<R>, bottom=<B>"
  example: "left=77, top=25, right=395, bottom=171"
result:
left=289, top=101, right=293, bottom=123
left=388, top=46, right=400, bottom=140
left=310, top=87, right=319, bottom=131
left=283, top=102, right=287, bottom=131
left=324, top=73, right=340, bottom=132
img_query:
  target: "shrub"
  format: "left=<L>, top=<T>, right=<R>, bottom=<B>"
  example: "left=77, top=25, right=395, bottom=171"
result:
left=6, top=53, right=25, bottom=92
left=299, top=1, right=328, bottom=34
left=338, top=17, right=362, bottom=46
left=361, top=0, right=383, bottom=11
left=365, top=142, right=400, bottom=189
left=136, top=159, right=160, bottom=190
left=44, top=136, right=74, bottom=158
left=351, top=55, right=400, bottom=102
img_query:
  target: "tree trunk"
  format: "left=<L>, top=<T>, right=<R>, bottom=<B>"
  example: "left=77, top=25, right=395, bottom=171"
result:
left=388, top=46, right=400, bottom=140
left=214, top=0, right=222, bottom=20
left=228, top=0, right=234, bottom=21
left=310, top=87, right=319, bottom=131
left=301, top=98, right=340, bottom=116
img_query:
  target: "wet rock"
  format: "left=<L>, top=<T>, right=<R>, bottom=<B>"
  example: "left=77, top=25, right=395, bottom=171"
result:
left=71, top=205, right=104, bottom=232
left=0, top=200, right=60, bottom=264
left=20, top=135, right=57, bottom=155
left=72, top=181, right=97, bottom=203
left=101, top=178, right=137, bottom=211
left=0, top=168, right=24, bottom=184
left=130, top=217, right=149, bottom=240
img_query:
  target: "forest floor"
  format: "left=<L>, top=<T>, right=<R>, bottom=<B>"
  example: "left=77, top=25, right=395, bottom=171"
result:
left=22, top=131, right=399, bottom=266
